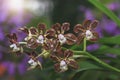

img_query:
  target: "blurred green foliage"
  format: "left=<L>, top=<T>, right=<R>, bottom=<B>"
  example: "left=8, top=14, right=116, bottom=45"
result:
left=51, top=0, right=92, bottom=26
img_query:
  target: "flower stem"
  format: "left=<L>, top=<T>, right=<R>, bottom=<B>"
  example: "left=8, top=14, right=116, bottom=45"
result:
left=19, top=42, right=27, bottom=45
left=73, top=51, right=85, bottom=54
left=35, top=50, right=47, bottom=59
left=63, top=47, right=85, bottom=54
left=83, top=38, right=86, bottom=52
left=85, top=52, right=120, bottom=72
left=73, top=55, right=89, bottom=58
left=75, top=51, right=120, bottom=73
left=64, top=37, right=120, bottom=72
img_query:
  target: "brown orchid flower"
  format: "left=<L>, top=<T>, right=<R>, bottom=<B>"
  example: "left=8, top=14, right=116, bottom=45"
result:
left=19, top=26, right=39, bottom=49
left=19, top=23, right=55, bottom=49
left=26, top=51, right=42, bottom=70
left=74, top=19, right=99, bottom=44
left=6, top=33, right=23, bottom=55
left=43, top=39, right=61, bottom=53
left=50, top=49, right=78, bottom=73
left=52, top=23, right=77, bottom=45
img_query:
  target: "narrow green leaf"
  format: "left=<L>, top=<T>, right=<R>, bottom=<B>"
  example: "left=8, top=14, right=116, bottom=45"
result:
left=99, top=35, right=120, bottom=44
left=79, top=70, right=101, bottom=80
left=89, top=0, right=120, bottom=27
left=85, top=52, right=120, bottom=73
left=94, top=45, right=120, bottom=55
left=77, top=61, right=102, bottom=72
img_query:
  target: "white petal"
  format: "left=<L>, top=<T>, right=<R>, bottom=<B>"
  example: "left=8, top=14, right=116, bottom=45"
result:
left=10, top=43, right=20, bottom=51
left=37, top=35, right=44, bottom=44
left=24, top=37, right=28, bottom=41
left=85, top=30, right=93, bottom=40
left=28, top=59, right=37, bottom=66
left=60, top=60, right=68, bottom=71
left=10, top=44, right=16, bottom=48
left=58, top=34, right=66, bottom=44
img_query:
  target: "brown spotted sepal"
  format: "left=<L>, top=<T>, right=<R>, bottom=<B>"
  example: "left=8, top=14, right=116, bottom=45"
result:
left=19, top=23, right=56, bottom=49
left=6, top=33, right=23, bottom=55
left=74, top=19, right=99, bottom=44
left=50, top=49, right=78, bottom=73
left=26, top=37, right=39, bottom=49
left=37, top=23, right=56, bottom=39
left=26, top=51, right=42, bottom=70
left=52, top=22, right=77, bottom=45
left=43, top=39, right=61, bottom=53
left=19, top=27, right=39, bottom=49
left=19, top=27, right=38, bottom=41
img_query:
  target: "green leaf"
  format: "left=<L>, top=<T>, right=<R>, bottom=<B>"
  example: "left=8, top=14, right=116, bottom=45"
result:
left=72, top=61, right=102, bottom=80
left=94, top=45, right=120, bottom=55
left=78, top=70, right=101, bottom=80
left=27, top=17, right=51, bottom=28
left=99, top=35, right=120, bottom=44
left=89, top=0, right=120, bottom=27
left=84, top=52, right=120, bottom=73
left=77, top=61, right=102, bottom=72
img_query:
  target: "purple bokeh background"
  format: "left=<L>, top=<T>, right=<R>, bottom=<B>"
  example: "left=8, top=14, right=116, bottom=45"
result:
left=0, top=0, right=33, bottom=77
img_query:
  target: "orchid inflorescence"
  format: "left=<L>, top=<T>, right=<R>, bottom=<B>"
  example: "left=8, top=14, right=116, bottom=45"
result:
left=7, top=19, right=99, bottom=73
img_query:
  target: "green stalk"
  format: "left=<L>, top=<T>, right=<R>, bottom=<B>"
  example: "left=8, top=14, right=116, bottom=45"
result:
left=73, top=51, right=85, bottom=54
left=84, top=51, right=120, bottom=72
left=63, top=47, right=85, bottom=54
left=73, top=55, right=89, bottom=58
left=75, top=37, right=120, bottom=72
left=35, top=50, right=48, bottom=59
left=83, top=38, right=86, bottom=52
left=19, top=42, right=27, bottom=45
left=89, top=0, right=120, bottom=27
left=73, top=50, right=120, bottom=72
left=64, top=37, right=120, bottom=72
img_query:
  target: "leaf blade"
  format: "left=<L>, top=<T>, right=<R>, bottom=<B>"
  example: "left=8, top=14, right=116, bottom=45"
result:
left=99, top=35, right=120, bottom=44
left=89, top=0, right=120, bottom=27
